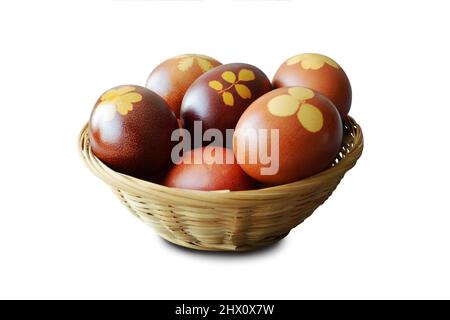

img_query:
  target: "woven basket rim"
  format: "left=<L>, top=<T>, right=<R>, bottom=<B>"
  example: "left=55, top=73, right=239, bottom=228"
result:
left=78, top=116, right=363, bottom=201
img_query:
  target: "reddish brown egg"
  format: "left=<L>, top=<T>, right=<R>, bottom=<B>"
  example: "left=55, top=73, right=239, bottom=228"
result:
left=273, top=53, right=351, bottom=118
left=88, top=85, right=178, bottom=180
left=146, top=54, right=222, bottom=117
left=233, top=87, right=343, bottom=185
left=181, top=63, right=272, bottom=139
left=163, top=147, right=256, bottom=191
left=177, top=118, right=183, bottom=129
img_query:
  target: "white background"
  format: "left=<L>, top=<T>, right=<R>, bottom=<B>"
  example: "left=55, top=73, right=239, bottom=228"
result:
left=0, top=0, right=449, bottom=300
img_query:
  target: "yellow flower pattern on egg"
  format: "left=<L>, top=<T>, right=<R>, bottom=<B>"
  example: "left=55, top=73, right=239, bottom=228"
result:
left=97, top=86, right=143, bottom=121
left=267, top=87, right=323, bottom=133
left=176, top=54, right=215, bottom=73
left=208, top=69, right=255, bottom=107
left=286, top=53, right=339, bottom=70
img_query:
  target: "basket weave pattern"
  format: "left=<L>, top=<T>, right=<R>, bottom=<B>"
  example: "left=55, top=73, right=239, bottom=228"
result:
left=79, top=117, right=363, bottom=251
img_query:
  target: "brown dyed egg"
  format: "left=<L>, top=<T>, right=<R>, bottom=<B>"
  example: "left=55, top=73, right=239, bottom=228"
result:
left=163, top=147, right=256, bottom=191
left=181, top=63, right=272, bottom=138
left=88, top=85, right=178, bottom=180
left=273, top=53, right=351, bottom=118
left=146, top=54, right=222, bottom=117
left=233, top=87, right=343, bottom=185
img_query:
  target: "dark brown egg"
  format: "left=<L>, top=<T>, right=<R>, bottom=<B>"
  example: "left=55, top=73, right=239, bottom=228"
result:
left=163, top=147, right=256, bottom=191
left=181, top=63, right=272, bottom=139
left=88, top=85, right=178, bottom=179
left=233, top=87, right=343, bottom=185
left=146, top=54, right=222, bottom=117
left=273, top=53, right=351, bottom=118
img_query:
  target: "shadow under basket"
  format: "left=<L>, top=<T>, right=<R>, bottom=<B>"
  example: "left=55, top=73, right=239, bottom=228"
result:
left=78, top=116, right=363, bottom=252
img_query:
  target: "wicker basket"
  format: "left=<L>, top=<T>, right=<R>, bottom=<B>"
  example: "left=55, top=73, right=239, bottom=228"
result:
left=78, top=116, right=363, bottom=251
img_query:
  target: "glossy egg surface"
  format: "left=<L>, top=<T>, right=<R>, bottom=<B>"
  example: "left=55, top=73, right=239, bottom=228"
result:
left=146, top=54, right=221, bottom=117
left=181, top=63, right=272, bottom=138
left=233, top=86, right=343, bottom=185
left=163, top=147, right=256, bottom=191
left=273, top=53, right=351, bottom=118
left=88, top=85, right=178, bottom=179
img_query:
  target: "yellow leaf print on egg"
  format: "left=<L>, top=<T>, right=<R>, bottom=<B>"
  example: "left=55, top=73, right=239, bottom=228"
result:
left=197, top=57, right=213, bottom=72
left=222, top=91, right=234, bottom=106
left=208, top=68, right=256, bottom=107
left=267, top=88, right=323, bottom=133
left=209, top=80, right=223, bottom=91
left=297, top=103, right=323, bottom=133
left=98, top=86, right=143, bottom=120
left=177, top=57, right=194, bottom=72
left=287, top=87, right=314, bottom=101
left=222, top=71, right=236, bottom=83
left=267, top=95, right=299, bottom=116
left=175, top=54, right=215, bottom=72
left=238, top=69, right=255, bottom=81
left=286, top=53, right=339, bottom=70
left=235, top=84, right=252, bottom=99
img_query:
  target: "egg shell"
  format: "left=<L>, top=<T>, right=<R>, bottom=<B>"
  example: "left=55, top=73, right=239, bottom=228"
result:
left=163, top=147, right=256, bottom=191
left=146, top=54, right=221, bottom=117
left=233, top=87, right=343, bottom=185
left=88, top=85, right=178, bottom=180
left=273, top=53, right=351, bottom=118
left=181, top=63, right=272, bottom=139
